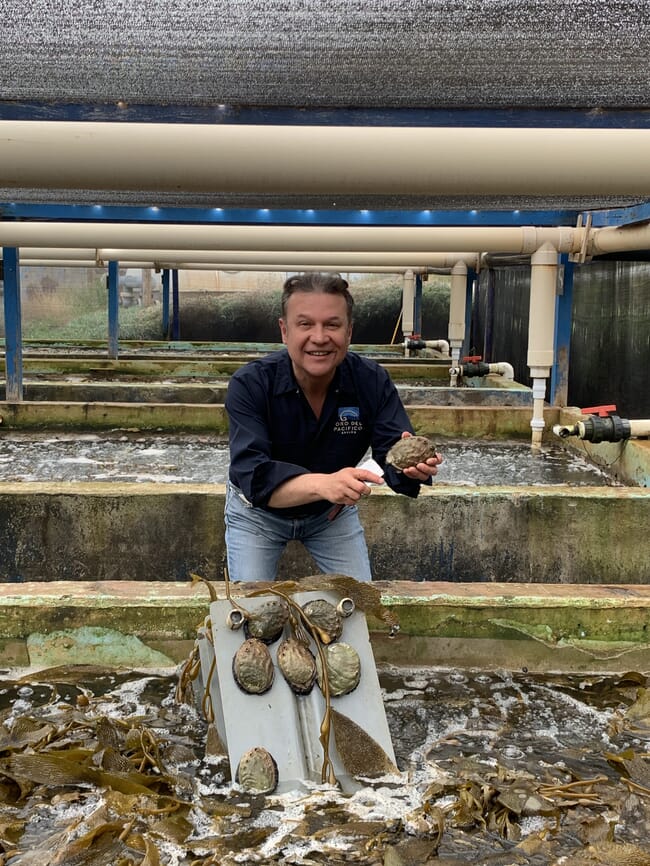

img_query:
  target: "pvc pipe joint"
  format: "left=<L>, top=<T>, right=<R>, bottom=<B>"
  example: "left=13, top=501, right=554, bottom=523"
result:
left=552, top=414, right=650, bottom=442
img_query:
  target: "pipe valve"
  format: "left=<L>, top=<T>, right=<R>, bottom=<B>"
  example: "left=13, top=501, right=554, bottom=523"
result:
left=451, top=361, right=491, bottom=379
left=553, top=413, right=632, bottom=443
left=404, top=338, right=451, bottom=356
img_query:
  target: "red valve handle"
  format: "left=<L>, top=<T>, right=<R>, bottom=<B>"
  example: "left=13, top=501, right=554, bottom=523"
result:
left=581, top=404, right=617, bottom=417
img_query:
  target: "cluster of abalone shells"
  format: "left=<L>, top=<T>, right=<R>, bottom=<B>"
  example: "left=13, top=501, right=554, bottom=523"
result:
left=230, top=595, right=362, bottom=794
left=231, top=596, right=361, bottom=699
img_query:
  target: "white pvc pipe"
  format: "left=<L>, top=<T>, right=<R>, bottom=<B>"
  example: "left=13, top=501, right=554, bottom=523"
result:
left=629, top=420, right=650, bottom=437
left=553, top=420, right=650, bottom=439
left=402, top=270, right=416, bottom=337
left=1, top=221, right=648, bottom=258
left=527, top=243, right=558, bottom=373
left=447, top=261, right=467, bottom=385
left=589, top=222, right=650, bottom=256
left=3, top=122, right=650, bottom=196
left=0, top=222, right=582, bottom=253
left=527, top=243, right=559, bottom=449
left=416, top=339, right=451, bottom=356
left=10, top=249, right=482, bottom=269
left=486, top=362, right=515, bottom=380
left=17, top=260, right=435, bottom=274
left=448, top=261, right=467, bottom=344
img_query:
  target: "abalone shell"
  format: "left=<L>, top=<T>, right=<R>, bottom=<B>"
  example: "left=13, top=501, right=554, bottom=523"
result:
left=236, top=746, right=278, bottom=794
left=232, top=638, right=274, bottom=695
left=301, top=598, right=343, bottom=644
left=277, top=637, right=317, bottom=695
left=315, top=642, right=361, bottom=697
left=385, top=436, right=437, bottom=471
left=244, top=598, right=289, bottom=644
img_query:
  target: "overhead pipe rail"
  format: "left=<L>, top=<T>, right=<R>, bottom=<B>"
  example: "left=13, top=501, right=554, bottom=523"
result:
left=1, top=119, right=649, bottom=446
left=1, top=223, right=649, bottom=261
left=2, top=122, right=650, bottom=197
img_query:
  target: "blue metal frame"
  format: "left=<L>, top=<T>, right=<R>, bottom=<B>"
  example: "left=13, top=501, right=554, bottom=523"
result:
left=414, top=274, right=423, bottom=337
left=2, top=201, right=649, bottom=231
left=161, top=270, right=170, bottom=337
left=0, top=201, right=586, bottom=227
left=107, top=261, right=119, bottom=358
left=171, top=270, right=180, bottom=340
left=464, top=269, right=475, bottom=359
left=1, top=247, right=23, bottom=401
left=2, top=101, right=650, bottom=129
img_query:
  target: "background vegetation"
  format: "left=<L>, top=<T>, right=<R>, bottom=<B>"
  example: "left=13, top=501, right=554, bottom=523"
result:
left=7, top=272, right=451, bottom=344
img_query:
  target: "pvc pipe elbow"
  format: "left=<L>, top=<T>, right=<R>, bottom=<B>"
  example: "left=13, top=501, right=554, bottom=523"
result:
left=489, top=362, right=515, bottom=380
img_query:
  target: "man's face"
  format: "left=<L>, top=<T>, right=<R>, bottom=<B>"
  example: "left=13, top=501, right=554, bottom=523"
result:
left=279, top=291, right=352, bottom=385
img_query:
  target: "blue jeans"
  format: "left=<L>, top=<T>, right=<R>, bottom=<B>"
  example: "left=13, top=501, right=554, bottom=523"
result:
left=224, top=482, right=373, bottom=583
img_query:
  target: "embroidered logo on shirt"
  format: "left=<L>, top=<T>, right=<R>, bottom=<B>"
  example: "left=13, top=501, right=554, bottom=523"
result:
left=334, top=406, right=363, bottom=434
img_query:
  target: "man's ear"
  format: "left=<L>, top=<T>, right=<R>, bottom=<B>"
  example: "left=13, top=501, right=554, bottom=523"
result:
left=279, top=317, right=287, bottom=344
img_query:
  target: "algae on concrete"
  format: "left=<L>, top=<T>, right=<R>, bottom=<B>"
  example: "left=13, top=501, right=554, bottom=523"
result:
left=26, top=626, right=175, bottom=668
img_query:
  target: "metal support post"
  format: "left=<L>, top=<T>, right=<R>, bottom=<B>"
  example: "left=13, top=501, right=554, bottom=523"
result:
left=1, top=247, right=24, bottom=401
left=161, top=269, right=170, bottom=337
left=171, top=269, right=180, bottom=340
left=107, top=260, right=119, bottom=359
left=464, top=268, right=475, bottom=359
left=413, top=272, right=423, bottom=337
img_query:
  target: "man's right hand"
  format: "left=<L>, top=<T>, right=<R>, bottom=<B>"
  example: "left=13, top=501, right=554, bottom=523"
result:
left=323, top=466, right=385, bottom=505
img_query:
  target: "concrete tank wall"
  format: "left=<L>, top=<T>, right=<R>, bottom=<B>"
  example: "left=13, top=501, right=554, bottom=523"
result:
left=0, top=482, right=647, bottom=585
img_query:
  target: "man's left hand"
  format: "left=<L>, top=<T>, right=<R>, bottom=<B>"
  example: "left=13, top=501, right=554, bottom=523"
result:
left=400, top=431, right=443, bottom=482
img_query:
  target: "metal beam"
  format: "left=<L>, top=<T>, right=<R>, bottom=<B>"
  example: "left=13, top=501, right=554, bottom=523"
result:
left=1, top=247, right=23, bottom=401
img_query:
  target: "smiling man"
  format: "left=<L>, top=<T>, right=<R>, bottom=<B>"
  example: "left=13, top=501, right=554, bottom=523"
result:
left=224, top=272, right=442, bottom=583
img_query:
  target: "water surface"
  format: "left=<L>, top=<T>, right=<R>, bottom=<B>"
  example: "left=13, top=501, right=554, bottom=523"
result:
left=0, top=433, right=622, bottom=486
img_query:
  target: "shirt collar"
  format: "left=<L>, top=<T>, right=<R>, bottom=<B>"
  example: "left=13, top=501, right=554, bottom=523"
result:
left=272, top=350, right=352, bottom=398
left=272, top=350, right=296, bottom=396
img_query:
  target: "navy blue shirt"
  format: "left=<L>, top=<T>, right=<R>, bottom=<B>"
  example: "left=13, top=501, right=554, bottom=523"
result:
left=225, top=349, right=427, bottom=517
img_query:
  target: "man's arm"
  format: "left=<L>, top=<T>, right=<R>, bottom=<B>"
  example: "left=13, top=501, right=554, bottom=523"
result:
left=369, top=367, right=441, bottom=497
left=226, top=372, right=309, bottom=506
left=268, top=467, right=384, bottom=508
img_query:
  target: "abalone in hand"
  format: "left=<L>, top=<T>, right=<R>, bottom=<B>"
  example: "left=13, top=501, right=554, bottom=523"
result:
left=236, top=746, right=279, bottom=794
left=277, top=637, right=317, bottom=695
left=385, top=436, right=437, bottom=471
left=232, top=638, right=274, bottom=694
left=244, top=598, right=289, bottom=644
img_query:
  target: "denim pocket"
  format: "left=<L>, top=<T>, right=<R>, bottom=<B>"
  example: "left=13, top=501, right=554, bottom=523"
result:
left=228, top=481, right=253, bottom=509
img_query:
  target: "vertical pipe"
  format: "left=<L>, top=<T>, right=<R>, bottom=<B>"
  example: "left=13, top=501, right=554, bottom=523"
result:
left=413, top=272, right=423, bottom=338
left=448, top=260, right=467, bottom=385
left=550, top=255, right=574, bottom=407
left=1, top=247, right=24, bottom=401
left=161, top=269, right=170, bottom=337
left=171, top=268, right=181, bottom=340
left=107, top=260, right=119, bottom=359
left=402, top=270, right=415, bottom=355
left=527, top=243, right=559, bottom=449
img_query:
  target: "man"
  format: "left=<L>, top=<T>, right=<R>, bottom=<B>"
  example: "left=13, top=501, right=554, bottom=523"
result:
left=224, top=272, right=442, bottom=582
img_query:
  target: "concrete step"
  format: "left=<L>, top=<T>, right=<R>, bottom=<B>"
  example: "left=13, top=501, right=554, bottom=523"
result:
left=2, top=580, right=650, bottom=673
